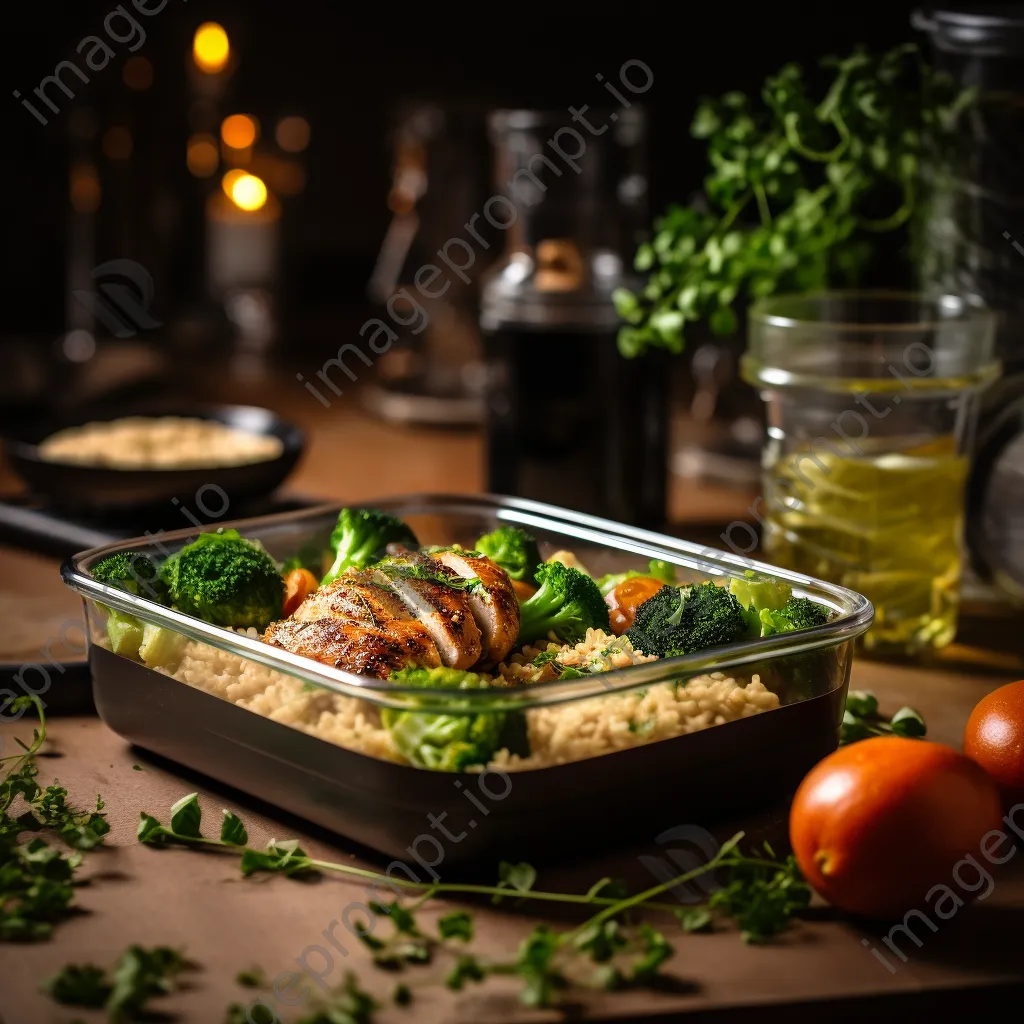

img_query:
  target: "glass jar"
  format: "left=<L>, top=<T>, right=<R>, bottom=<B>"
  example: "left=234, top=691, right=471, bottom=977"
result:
left=743, top=291, right=999, bottom=654
left=479, top=108, right=670, bottom=527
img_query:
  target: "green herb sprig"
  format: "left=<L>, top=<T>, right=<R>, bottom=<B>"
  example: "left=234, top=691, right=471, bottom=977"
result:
left=144, top=795, right=813, bottom=1010
left=43, top=944, right=191, bottom=1022
left=841, top=690, right=927, bottom=745
left=1, top=696, right=109, bottom=941
left=614, top=44, right=972, bottom=358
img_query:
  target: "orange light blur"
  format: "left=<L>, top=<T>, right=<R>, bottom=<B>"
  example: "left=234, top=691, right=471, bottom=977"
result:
left=193, top=23, right=230, bottom=74
left=123, top=56, right=154, bottom=90
left=187, top=134, right=219, bottom=177
left=221, top=114, right=258, bottom=150
left=224, top=171, right=268, bottom=212
left=102, top=126, right=133, bottom=161
left=70, top=164, right=101, bottom=213
left=275, top=116, right=310, bottom=153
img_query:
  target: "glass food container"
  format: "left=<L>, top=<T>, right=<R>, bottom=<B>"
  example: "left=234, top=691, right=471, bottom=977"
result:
left=744, top=292, right=999, bottom=655
left=61, top=495, right=872, bottom=863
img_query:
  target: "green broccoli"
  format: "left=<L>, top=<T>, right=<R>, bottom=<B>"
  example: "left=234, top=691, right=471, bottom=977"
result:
left=596, top=559, right=676, bottom=597
left=728, top=571, right=792, bottom=613
left=91, top=551, right=168, bottom=657
left=160, top=529, right=284, bottom=630
left=91, top=551, right=168, bottom=604
left=382, top=667, right=508, bottom=771
left=626, top=581, right=750, bottom=658
left=758, top=597, right=832, bottom=635
left=321, top=508, right=418, bottom=586
left=474, top=526, right=541, bottom=583
left=516, top=560, right=610, bottom=645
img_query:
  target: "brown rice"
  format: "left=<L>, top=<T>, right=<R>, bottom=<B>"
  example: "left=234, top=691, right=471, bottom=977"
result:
left=143, top=625, right=780, bottom=771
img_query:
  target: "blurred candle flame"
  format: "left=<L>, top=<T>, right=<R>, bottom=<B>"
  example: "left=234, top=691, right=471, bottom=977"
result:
left=193, top=23, right=230, bottom=74
left=225, top=172, right=268, bottom=212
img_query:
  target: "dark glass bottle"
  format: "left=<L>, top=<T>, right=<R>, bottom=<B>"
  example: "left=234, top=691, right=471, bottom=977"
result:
left=479, top=109, right=669, bottom=527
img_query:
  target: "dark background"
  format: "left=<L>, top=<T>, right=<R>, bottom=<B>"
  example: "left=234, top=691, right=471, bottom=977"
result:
left=1, top=0, right=925, bottom=346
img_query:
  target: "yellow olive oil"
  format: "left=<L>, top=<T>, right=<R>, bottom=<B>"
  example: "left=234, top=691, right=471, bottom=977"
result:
left=762, top=438, right=969, bottom=652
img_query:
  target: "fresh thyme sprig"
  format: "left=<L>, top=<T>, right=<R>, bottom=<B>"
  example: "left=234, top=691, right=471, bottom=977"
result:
left=143, top=794, right=814, bottom=1010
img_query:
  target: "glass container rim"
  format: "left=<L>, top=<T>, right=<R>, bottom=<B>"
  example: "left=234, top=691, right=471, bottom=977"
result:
left=749, top=289, right=998, bottom=334
left=61, top=494, right=874, bottom=713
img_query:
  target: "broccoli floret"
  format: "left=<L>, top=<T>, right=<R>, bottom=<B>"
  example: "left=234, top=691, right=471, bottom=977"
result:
left=626, top=581, right=750, bottom=658
left=91, top=551, right=168, bottom=604
left=321, top=508, right=418, bottom=586
left=516, top=560, right=610, bottom=645
left=474, top=526, right=542, bottom=583
left=728, top=571, right=792, bottom=613
left=160, top=529, right=283, bottom=630
left=759, top=597, right=831, bottom=635
left=596, top=559, right=676, bottom=597
left=382, top=667, right=507, bottom=771
left=728, top=571, right=793, bottom=634
left=91, top=551, right=169, bottom=657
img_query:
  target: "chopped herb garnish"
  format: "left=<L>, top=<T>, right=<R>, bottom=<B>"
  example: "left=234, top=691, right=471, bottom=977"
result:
left=43, top=945, right=190, bottom=1020
left=841, top=690, right=927, bottom=745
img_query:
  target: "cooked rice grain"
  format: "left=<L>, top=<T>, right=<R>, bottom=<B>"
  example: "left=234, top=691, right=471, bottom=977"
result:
left=154, top=625, right=780, bottom=771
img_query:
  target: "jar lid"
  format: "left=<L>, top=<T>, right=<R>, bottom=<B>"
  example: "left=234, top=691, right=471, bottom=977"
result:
left=912, top=6, right=1024, bottom=54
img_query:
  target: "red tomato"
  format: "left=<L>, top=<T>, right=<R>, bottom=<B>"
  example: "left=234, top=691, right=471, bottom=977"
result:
left=789, top=736, right=1003, bottom=919
left=608, top=577, right=665, bottom=635
left=964, top=679, right=1024, bottom=803
left=282, top=568, right=318, bottom=617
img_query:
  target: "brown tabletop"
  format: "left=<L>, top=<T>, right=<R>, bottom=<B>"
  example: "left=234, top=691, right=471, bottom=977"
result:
left=3, top=388, right=1024, bottom=1021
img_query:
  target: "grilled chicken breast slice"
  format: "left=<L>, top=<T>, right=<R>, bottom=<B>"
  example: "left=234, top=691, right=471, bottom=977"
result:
left=263, top=617, right=441, bottom=678
left=433, top=550, right=520, bottom=665
left=292, top=571, right=411, bottom=627
left=374, top=553, right=482, bottom=669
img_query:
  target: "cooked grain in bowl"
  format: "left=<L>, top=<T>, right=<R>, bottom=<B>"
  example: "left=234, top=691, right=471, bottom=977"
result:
left=139, top=625, right=780, bottom=771
left=38, top=416, right=283, bottom=469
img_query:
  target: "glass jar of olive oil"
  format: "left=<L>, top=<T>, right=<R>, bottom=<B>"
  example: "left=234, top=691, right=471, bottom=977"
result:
left=743, top=292, right=999, bottom=654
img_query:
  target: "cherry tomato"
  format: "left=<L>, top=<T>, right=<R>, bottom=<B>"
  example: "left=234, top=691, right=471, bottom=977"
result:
left=282, top=568, right=319, bottom=617
left=789, top=736, right=1003, bottom=919
left=964, top=679, right=1024, bottom=803
left=608, top=576, right=665, bottom=635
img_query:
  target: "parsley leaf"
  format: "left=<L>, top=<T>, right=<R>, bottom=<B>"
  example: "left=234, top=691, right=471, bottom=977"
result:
left=437, top=910, right=473, bottom=942
left=43, top=945, right=190, bottom=1021
left=492, top=861, right=536, bottom=904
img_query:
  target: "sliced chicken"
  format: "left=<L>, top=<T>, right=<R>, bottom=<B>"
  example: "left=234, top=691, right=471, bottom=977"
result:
left=263, top=617, right=441, bottom=678
left=433, top=550, right=520, bottom=665
left=293, top=570, right=411, bottom=627
left=373, top=553, right=482, bottom=669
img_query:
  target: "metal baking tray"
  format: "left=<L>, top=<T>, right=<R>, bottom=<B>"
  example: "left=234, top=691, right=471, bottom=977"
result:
left=62, top=494, right=873, bottom=865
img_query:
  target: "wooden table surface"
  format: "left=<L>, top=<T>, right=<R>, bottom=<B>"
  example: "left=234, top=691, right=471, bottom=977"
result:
left=3, top=381, right=1024, bottom=1022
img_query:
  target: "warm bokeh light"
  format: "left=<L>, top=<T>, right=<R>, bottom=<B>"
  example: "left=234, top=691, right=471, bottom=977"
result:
left=70, top=164, right=101, bottom=213
left=276, top=116, right=310, bottom=153
left=187, top=134, right=219, bottom=177
left=102, top=126, right=133, bottom=161
left=221, top=114, right=258, bottom=150
left=193, top=23, right=230, bottom=74
left=221, top=168, right=247, bottom=197
left=123, top=56, right=154, bottom=90
left=225, top=172, right=268, bottom=212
